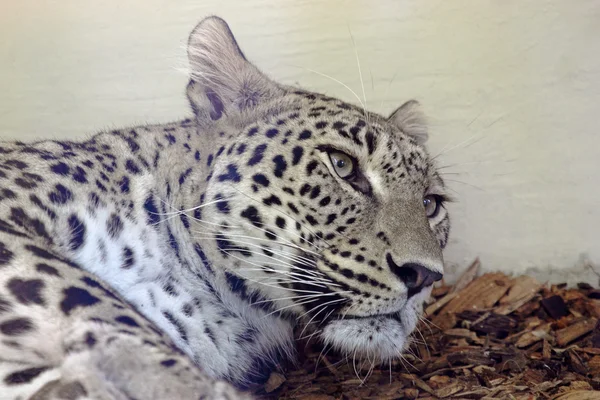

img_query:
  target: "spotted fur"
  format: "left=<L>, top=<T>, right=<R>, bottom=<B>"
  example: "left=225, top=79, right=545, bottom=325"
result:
left=0, top=16, right=450, bottom=399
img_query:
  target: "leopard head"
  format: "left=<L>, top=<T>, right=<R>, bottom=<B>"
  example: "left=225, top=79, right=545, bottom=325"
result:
left=185, top=16, right=450, bottom=365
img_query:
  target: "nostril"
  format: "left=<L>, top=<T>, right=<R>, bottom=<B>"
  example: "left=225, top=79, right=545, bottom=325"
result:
left=386, top=254, right=443, bottom=296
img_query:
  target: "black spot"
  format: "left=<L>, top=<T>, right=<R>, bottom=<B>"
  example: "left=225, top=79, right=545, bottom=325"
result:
left=144, top=195, right=160, bottom=225
left=241, top=206, right=263, bottom=228
left=36, top=263, right=60, bottom=276
left=287, top=202, right=299, bottom=214
left=179, top=211, right=190, bottom=229
left=50, top=162, right=70, bottom=175
left=4, top=159, right=29, bottom=169
left=95, top=179, right=107, bottom=192
left=126, top=137, right=140, bottom=152
left=85, top=331, right=97, bottom=348
left=306, top=160, right=319, bottom=176
left=0, top=188, right=16, bottom=201
left=68, top=214, right=86, bottom=251
left=341, top=269, right=354, bottom=278
left=204, top=326, right=217, bottom=344
left=163, top=281, right=179, bottom=297
left=248, top=144, right=267, bottom=166
left=9, top=207, right=50, bottom=241
left=252, top=174, right=270, bottom=187
left=272, top=155, right=287, bottom=178
left=0, top=241, right=14, bottom=266
left=326, top=214, right=337, bottom=224
left=299, top=184, right=311, bottom=196
left=4, top=366, right=48, bottom=385
left=207, top=154, right=214, bottom=166
left=72, top=166, right=88, bottom=183
left=309, top=186, right=321, bottom=199
left=262, top=195, right=282, bottom=206
left=237, top=144, right=247, bottom=154
left=275, top=217, right=286, bottom=229
left=298, top=130, right=312, bottom=140
left=215, top=194, right=230, bottom=214
left=115, top=315, right=140, bottom=327
left=182, top=303, right=194, bottom=317
left=106, top=213, right=123, bottom=238
left=60, top=287, right=101, bottom=315
left=7, top=278, right=45, bottom=305
left=194, top=150, right=201, bottom=161
left=217, top=164, right=241, bottom=182
left=291, top=146, right=304, bottom=165
left=0, top=317, right=34, bottom=335
left=162, top=311, right=188, bottom=342
left=48, top=184, right=73, bottom=204
left=194, top=244, right=213, bottom=274
left=247, top=127, right=259, bottom=137
left=161, top=359, right=177, bottom=367
left=165, top=133, right=176, bottom=144
left=319, top=196, right=331, bottom=207
left=265, top=128, right=279, bottom=138
left=178, top=167, right=193, bottom=185
left=122, top=247, right=134, bottom=269
left=365, top=131, right=376, bottom=155
left=305, top=214, right=318, bottom=225
left=29, top=194, right=57, bottom=220
left=125, top=159, right=141, bottom=174
left=14, top=172, right=44, bottom=189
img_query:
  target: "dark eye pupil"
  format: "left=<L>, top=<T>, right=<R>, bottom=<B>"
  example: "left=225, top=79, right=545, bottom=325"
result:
left=336, top=159, right=345, bottom=168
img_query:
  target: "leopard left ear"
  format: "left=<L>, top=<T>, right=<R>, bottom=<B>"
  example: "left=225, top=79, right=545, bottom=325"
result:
left=388, top=100, right=428, bottom=144
left=185, top=16, right=283, bottom=123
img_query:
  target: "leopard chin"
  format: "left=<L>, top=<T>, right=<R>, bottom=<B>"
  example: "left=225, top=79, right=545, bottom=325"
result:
left=318, top=290, right=428, bottom=362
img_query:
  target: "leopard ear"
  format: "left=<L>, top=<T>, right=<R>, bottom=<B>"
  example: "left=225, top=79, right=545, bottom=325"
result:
left=388, top=100, right=428, bottom=144
left=186, top=16, right=282, bottom=122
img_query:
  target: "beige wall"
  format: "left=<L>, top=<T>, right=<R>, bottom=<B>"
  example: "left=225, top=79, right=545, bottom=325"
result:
left=1, top=0, right=599, bottom=284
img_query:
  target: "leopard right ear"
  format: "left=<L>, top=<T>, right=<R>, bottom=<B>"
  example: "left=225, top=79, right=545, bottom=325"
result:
left=388, top=100, right=429, bottom=145
left=185, top=16, right=283, bottom=123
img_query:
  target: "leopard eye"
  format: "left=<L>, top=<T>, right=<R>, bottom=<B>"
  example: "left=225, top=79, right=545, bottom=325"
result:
left=423, top=195, right=441, bottom=218
left=328, top=151, right=355, bottom=179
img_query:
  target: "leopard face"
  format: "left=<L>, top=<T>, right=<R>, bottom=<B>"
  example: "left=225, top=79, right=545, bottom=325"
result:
left=184, top=17, right=450, bottom=364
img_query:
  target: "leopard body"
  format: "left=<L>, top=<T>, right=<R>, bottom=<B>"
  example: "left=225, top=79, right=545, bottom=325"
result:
left=0, top=17, right=450, bottom=399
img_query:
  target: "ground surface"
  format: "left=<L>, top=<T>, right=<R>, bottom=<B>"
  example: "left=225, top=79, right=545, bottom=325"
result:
left=255, top=259, right=600, bottom=400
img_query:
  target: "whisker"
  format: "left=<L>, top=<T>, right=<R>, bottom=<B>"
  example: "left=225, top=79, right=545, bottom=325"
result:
left=285, top=64, right=366, bottom=111
left=192, top=232, right=321, bottom=258
left=347, top=25, right=369, bottom=123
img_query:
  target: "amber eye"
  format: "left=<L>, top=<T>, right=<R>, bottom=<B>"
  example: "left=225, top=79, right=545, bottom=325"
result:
left=423, top=195, right=441, bottom=218
left=329, top=151, right=355, bottom=179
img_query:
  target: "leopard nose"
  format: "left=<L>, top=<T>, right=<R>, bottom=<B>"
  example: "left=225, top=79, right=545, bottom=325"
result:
left=386, top=254, right=443, bottom=297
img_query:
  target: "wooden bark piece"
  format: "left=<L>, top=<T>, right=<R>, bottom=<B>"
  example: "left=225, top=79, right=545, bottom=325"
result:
left=556, top=318, right=598, bottom=346
left=442, top=272, right=513, bottom=314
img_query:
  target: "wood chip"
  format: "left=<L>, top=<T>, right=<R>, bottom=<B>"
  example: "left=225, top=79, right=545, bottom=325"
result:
left=552, top=391, right=600, bottom=400
left=442, top=273, right=513, bottom=314
left=264, top=372, right=286, bottom=393
left=496, top=275, right=543, bottom=315
left=556, top=318, right=598, bottom=346
left=263, top=262, right=600, bottom=400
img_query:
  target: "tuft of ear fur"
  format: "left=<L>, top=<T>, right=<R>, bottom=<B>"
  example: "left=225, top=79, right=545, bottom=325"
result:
left=186, top=16, right=283, bottom=123
left=388, top=100, right=429, bottom=145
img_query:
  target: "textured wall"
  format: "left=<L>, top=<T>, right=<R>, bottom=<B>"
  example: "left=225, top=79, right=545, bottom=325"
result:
left=1, top=0, right=599, bottom=284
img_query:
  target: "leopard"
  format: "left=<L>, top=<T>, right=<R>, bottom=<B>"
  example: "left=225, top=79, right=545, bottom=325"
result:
left=0, top=16, right=451, bottom=400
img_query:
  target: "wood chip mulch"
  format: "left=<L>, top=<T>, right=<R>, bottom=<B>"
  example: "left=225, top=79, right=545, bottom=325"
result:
left=255, top=259, right=600, bottom=400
